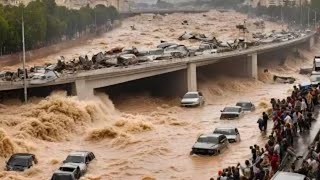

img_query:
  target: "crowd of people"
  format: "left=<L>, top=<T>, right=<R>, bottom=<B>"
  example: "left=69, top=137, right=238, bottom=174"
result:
left=215, top=84, right=320, bottom=180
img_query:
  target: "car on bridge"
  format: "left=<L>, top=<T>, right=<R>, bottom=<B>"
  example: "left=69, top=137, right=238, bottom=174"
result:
left=181, top=91, right=205, bottom=107
left=190, top=133, right=229, bottom=156
left=220, top=106, right=244, bottom=120
left=5, top=153, right=38, bottom=171
left=213, top=127, right=241, bottom=143
left=235, top=101, right=255, bottom=112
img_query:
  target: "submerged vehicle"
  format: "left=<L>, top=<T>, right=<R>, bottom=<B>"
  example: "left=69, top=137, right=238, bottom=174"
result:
left=220, top=106, right=244, bottom=120
left=63, top=151, right=95, bottom=175
left=5, top=153, right=38, bottom=171
left=181, top=91, right=205, bottom=107
left=190, top=133, right=229, bottom=155
left=51, top=163, right=81, bottom=180
left=213, top=127, right=241, bottom=143
left=235, top=101, right=255, bottom=112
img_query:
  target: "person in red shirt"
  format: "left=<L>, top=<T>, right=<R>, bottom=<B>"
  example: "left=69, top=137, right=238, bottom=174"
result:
left=271, top=152, right=279, bottom=174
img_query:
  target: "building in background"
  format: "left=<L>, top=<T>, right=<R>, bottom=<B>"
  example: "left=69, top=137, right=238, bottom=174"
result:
left=0, top=0, right=129, bottom=11
left=246, top=0, right=310, bottom=7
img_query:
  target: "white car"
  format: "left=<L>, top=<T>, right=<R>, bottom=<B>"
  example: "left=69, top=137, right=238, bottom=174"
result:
left=213, top=127, right=241, bottom=143
left=181, top=92, right=205, bottom=107
left=310, top=71, right=320, bottom=84
left=63, top=151, right=95, bottom=176
left=220, top=106, right=244, bottom=120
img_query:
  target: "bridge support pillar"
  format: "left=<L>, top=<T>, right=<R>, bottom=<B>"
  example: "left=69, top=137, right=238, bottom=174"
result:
left=73, top=79, right=94, bottom=100
left=309, top=36, right=315, bottom=50
left=187, top=63, right=197, bottom=91
left=246, top=53, right=258, bottom=79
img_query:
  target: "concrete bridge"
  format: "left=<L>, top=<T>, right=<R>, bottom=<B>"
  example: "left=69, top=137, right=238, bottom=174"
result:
left=120, top=9, right=210, bottom=18
left=0, top=33, right=316, bottom=100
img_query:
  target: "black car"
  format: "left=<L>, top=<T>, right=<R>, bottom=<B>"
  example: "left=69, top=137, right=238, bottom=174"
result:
left=235, top=101, right=255, bottom=112
left=5, top=153, right=38, bottom=171
left=190, top=133, right=229, bottom=156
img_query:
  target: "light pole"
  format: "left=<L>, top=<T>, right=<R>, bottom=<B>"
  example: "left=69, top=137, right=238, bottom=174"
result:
left=21, top=13, right=27, bottom=103
left=308, top=6, right=310, bottom=28
left=315, top=11, right=317, bottom=30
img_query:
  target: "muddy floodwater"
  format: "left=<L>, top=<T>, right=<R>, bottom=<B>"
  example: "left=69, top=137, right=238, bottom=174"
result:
left=0, top=11, right=317, bottom=180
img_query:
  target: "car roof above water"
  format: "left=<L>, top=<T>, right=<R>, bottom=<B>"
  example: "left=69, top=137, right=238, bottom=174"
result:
left=271, top=172, right=306, bottom=180
left=200, top=133, right=224, bottom=138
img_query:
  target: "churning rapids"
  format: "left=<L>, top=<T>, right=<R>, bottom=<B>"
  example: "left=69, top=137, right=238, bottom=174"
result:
left=0, top=43, right=318, bottom=180
left=0, top=10, right=318, bottom=180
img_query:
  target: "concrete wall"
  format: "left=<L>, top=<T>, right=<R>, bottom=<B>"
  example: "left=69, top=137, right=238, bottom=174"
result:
left=97, top=69, right=188, bottom=103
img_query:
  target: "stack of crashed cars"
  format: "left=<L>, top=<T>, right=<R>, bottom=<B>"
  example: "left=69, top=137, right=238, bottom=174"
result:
left=51, top=151, right=96, bottom=180
left=0, top=29, right=311, bottom=85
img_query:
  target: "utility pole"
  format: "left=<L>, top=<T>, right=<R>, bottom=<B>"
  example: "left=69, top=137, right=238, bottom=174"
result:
left=315, top=11, right=317, bottom=30
left=281, top=5, right=284, bottom=29
left=308, top=6, right=310, bottom=28
left=21, top=13, right=27, bottom=103
left=300, top=0, right=302, bottom=27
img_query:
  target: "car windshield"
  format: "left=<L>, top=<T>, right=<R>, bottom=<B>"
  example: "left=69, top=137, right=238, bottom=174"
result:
left=52, top=174, right=73, bottom=180
left=8, top=157, right=29, bottom=167
left=59, top=167, right=75, bottom=172
left=197, top=136, right=219, bottom=144
left=183, top=93, right=198, bottom=98
left=223, top=107, right=240, bottom=112
left=65, top=155, right=85, bottom=163
left=214, top=129, right=235, bottom=135
left=236, top=102, right=251, bottom=108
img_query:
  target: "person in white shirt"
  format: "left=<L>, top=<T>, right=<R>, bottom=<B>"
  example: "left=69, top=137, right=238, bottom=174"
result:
left=284, top=113, right=293, bottom=125
left=274, top=143, right=280, bottom=155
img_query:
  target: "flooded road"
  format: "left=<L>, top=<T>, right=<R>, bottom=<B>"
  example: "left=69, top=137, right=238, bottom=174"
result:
left=0, top=42, right=318, bottom=180
left=0, top=9, right=317, bottom=180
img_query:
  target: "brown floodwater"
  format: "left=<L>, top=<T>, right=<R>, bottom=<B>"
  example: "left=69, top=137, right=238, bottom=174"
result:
left=0, top=11, right=317, bottom=180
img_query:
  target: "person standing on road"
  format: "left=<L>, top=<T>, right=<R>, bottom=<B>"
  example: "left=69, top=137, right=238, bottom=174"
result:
left=301, top=99, right=307, bottom=116
left=262, top=112, right=269, bottom=131
left=257, top=118, right=264, bottom=132
left=295, top=99, right=302, bottom=112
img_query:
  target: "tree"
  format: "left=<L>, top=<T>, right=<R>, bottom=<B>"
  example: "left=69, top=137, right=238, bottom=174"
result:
left=24, top=0, right=47, bottom=49
left=0, top=15, right=9, bottom=55
left=311, top=0, right=320, bottom=11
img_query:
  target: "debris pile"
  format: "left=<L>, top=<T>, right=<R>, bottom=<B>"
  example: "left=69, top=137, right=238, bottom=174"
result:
left=0, top=28, right=311, bottom=85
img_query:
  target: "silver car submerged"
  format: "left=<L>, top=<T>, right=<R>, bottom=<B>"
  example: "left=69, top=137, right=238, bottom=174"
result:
left=190, top=133, right=229, bottom=156
left=181, top=92, right=205, bottom=107
left=235, top=101, right=255, bottom=112
left=63, top=151, right=95, bottom=176
left=213, top=127, right=241, bottom=143
left=220, top=106, right=244, bottom=120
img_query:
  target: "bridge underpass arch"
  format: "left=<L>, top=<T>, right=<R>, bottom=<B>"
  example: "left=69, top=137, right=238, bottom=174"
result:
left=92, top=69, right=188, bottom=107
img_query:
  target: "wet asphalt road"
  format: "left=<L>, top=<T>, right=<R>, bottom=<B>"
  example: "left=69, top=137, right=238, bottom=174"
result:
left=285, top=106, right=320, bottom=170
